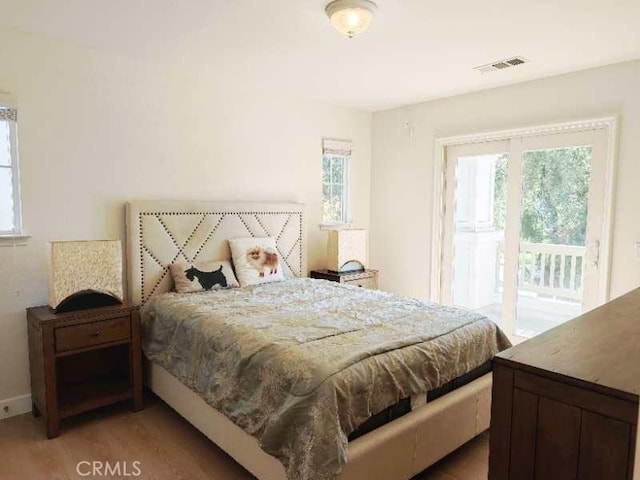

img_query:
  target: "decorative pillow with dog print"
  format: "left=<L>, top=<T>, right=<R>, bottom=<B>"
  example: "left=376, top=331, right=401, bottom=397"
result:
left=170, top=260, right=239, bottom=293
left=228, top=237, right=285, bottom=287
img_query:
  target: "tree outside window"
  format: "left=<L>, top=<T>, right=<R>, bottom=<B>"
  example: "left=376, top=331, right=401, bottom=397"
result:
left=322, top=154, right=348, bottom=224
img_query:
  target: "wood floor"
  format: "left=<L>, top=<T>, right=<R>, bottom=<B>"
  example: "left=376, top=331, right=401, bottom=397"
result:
left=0, top=394, right=489, bottom=480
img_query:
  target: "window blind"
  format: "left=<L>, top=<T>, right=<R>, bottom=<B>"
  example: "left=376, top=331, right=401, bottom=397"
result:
left=0, top=107, right=17, bottom=122
left=322, top=138, right=352, bottom=157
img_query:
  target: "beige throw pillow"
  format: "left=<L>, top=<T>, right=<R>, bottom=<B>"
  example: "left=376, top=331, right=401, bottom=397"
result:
left=228, top=237, right=285, bottom=287
left=170, top=260, right=239, bottom=293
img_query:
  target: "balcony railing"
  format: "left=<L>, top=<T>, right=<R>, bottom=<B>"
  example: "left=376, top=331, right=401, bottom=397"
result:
left=498, top=242, right=586, bottom=301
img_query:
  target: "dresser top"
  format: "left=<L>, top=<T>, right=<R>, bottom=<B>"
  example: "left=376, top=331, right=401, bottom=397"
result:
left=495, top=287, right=640, bottom=401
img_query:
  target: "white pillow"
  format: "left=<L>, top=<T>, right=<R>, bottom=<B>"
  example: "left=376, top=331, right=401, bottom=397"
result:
left=228, top=237, right=285, bottom=287
left=170, top=259, right=239, bottom=293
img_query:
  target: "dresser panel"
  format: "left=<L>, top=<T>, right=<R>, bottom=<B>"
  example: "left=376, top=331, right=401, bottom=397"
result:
left=509, top=389, right=538, bottom=480
left=578, top=411, right=631, bottom=480
left=534, top=397, right=581, bottom=480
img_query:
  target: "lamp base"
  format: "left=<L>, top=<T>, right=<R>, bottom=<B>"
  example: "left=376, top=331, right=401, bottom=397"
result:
left=51, top=290, right=122, bottom=314
left=328, top=260, right=366, bottom=274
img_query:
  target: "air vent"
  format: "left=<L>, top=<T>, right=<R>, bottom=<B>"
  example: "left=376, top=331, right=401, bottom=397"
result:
left=474, top=56, right=529, bottom=74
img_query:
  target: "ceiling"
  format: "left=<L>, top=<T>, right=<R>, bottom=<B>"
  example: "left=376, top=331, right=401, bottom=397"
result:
left=1, top=0, right=639, bottom=111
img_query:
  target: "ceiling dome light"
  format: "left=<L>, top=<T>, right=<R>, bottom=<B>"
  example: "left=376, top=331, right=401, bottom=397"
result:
left=325, top=0, right=377, bottom=38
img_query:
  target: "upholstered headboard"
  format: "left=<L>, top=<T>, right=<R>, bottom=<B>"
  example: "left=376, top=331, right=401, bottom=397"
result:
left=126, top=201, right=307, bottom=305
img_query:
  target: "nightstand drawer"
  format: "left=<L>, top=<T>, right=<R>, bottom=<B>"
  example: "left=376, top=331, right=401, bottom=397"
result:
left=344, top=277, right=377, bottom=289
left=55, top=317, right=130, bottom=352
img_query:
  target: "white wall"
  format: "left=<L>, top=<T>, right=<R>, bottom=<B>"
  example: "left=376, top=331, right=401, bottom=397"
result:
left=370, top=60, right=640, bottom=301
left=0, top=27, right=372, bottom=406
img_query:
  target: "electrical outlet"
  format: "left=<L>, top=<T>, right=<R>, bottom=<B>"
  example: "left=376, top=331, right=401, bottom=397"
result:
left=635, top=241, right=640, bottom=259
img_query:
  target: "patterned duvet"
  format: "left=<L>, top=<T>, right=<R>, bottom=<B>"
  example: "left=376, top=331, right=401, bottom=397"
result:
left=141, top=278, right=511, bottom=480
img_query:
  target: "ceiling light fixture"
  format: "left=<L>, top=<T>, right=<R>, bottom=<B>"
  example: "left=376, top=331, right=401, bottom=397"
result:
left=325, top=0, right=378, bottom=38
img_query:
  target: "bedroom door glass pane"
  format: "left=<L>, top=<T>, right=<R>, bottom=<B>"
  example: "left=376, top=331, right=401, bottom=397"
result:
left=451, top=153, right=508, bottom=327
left=514, top=146, right=591, bottom=337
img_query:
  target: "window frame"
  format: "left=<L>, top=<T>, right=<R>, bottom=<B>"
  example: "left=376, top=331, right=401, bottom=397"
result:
left=321, top=152, right=350, bottom=226
left=321, top=138, right=352, bottom=227
left=0, top=104, right=24, bottom=237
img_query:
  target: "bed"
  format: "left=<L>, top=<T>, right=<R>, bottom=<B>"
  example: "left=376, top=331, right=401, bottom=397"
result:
left=126, top=200, right=509, bottom=480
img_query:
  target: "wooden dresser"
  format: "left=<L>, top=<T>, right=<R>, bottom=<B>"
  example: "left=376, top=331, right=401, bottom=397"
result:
left=489, top=288, right=640, bottom=480
left=310, top=269, right=378, bottom=289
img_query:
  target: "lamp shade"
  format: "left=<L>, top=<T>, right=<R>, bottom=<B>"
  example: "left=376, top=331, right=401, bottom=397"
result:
left=48, top=240, right=123, bottom=312
left=327, top=229, right=367, bottom=272
left=325, top=0, right=377, bottom=38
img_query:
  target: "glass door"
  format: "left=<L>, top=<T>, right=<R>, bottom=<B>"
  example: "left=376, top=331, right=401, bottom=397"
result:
left=440, top=141, right=510, bottom=326
left=442, top=128, right=610, bottom=340
left=510, top=131, right=608, bottom=337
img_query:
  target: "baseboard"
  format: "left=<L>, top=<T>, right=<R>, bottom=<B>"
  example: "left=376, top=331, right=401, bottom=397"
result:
left=0, top=394, right=32, bottom=420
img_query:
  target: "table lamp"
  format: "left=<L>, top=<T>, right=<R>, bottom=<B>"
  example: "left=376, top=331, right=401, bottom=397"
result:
left=48, top=240, right=124, bottom=313
left=327, top=229, right=367, bottom=273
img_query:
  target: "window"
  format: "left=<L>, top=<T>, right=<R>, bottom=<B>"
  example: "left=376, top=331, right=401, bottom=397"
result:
left=322, top=138, right=351, bottom=225
left=0, top=104, right=22, bottom=235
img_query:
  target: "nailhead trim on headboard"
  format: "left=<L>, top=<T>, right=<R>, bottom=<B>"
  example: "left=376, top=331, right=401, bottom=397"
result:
left=130, top=207, right=305, bottom=305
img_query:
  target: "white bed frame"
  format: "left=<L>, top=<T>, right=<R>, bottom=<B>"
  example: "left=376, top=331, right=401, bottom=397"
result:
left=126, top=200, right=492, bottom=480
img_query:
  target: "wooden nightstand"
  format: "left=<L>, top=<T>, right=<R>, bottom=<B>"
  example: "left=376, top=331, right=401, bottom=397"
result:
left=26, top=302, right=143, bottom=438
left=310, top=269, right=378, bottom=289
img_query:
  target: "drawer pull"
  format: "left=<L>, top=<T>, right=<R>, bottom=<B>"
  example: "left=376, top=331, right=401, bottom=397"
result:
left=90, top=331, right=101, bottom=338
